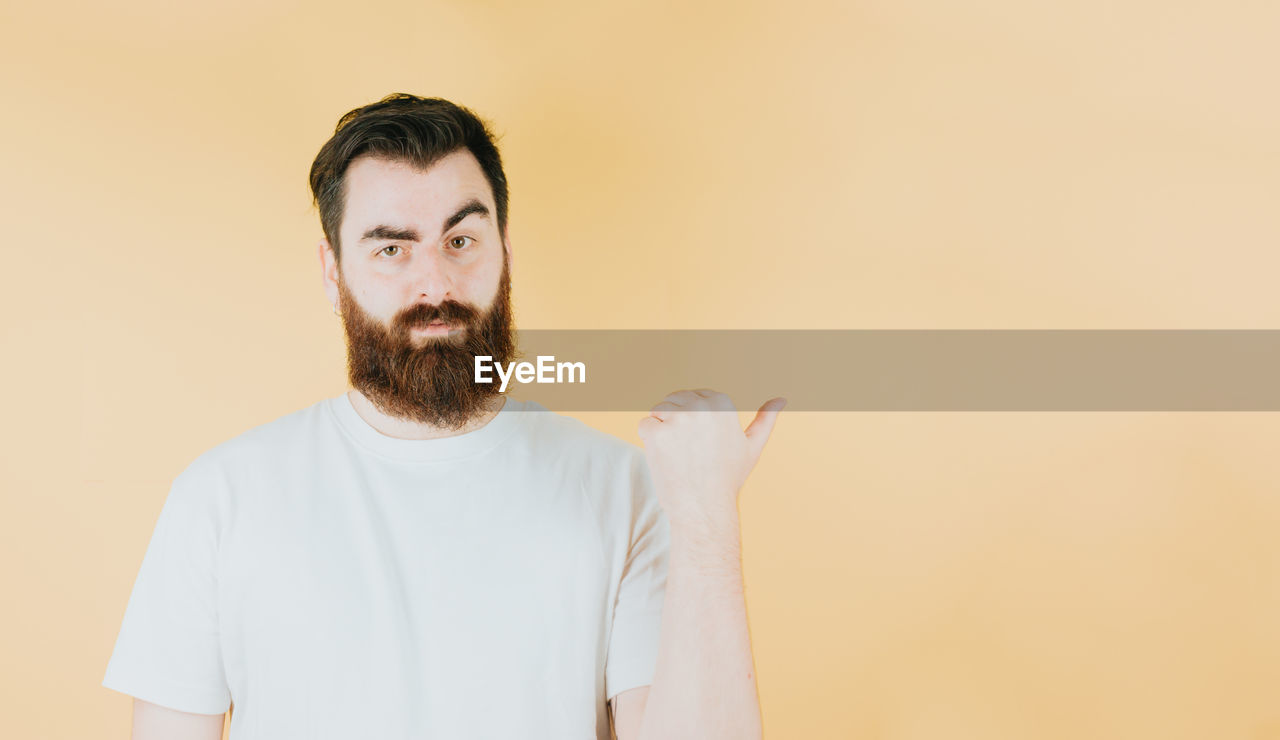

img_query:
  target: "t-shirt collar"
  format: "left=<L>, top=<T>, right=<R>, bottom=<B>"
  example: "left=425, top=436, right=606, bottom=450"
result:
left=327, top=390, right=528, bottom=462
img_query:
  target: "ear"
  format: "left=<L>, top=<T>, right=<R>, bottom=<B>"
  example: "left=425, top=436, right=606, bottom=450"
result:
left=318, top=238, right=340, bottom=309
left=503, top=223, right=514, bottom=274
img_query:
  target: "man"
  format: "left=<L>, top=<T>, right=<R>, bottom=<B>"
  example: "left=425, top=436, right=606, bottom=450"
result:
left=103, top=93, right=783, bottom=740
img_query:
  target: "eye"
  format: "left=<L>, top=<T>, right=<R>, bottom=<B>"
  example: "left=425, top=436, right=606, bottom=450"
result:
left=448, top=235, right=475, bottom=250
left=378, top=245, right=403, bottom=257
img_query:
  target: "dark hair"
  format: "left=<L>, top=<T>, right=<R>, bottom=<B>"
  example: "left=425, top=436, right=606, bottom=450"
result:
left=308, top=93, right=510, bottom=262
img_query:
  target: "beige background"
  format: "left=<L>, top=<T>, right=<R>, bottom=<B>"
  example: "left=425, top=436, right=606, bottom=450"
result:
left=2, top=0, right=1278, bottom=737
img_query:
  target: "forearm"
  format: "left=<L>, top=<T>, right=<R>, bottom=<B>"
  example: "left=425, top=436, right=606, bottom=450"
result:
left=636, top=505, right=763, bottom=740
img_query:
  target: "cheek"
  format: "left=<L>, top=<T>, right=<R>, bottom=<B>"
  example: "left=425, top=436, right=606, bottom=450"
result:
left=473, top=266, right=504, bottom=306
left=348, top=276, right=400, bottom=322
left=367, top=295, right=402, bottom=324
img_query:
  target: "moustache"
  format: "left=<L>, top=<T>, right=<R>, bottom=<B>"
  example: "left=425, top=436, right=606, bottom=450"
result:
left=395, top=300, right=481, bottom=332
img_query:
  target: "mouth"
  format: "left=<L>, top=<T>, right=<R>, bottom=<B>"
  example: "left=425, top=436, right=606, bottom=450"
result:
left=413, top=321, right=456, bottom=336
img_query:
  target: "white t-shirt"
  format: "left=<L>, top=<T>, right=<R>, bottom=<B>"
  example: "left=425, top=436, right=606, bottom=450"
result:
left=102, top=391, right=670, bottom=740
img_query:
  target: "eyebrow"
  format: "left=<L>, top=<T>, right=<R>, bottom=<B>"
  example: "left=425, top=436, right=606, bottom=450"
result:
left=357, top=198, right=491, bottom=244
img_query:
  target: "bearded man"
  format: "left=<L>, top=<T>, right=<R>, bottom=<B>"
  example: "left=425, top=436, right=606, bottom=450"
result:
left=103, top=93, right=783, bottom=740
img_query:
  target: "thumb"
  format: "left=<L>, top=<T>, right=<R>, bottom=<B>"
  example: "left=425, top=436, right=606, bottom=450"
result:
left=744, top=396, right=787, bottom=461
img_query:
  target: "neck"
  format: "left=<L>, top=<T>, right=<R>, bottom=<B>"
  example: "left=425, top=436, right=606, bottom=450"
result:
left=346, top=390, right=506, bottom=440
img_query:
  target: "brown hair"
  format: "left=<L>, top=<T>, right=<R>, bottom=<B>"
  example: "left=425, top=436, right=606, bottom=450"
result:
left=308, top=93, right=510, bottom=262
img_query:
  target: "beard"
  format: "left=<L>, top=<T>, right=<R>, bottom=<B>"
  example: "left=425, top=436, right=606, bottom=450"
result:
left=337, top=257, right=517, bottom=430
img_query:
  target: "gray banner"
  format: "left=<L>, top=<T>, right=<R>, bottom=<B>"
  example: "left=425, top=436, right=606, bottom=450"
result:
left=491, top=330, right=1280, bottom=411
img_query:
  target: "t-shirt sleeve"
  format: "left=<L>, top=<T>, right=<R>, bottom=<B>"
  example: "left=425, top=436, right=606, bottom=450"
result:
left=604, top=447, right=671, bottom=702
left=102, top=459, right=232, bottom=715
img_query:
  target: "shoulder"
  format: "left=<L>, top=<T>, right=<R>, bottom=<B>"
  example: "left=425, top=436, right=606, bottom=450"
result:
left=518, top=399, right=645, bottom=467
left=178, top=397, right=331, bottom=483
left=515, top=401, right=654, bottom=510
left=515, top=400, right=659, bottom=505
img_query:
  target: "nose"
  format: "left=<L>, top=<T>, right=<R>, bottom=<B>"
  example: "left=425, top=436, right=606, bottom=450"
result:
left=410, top=245, right=457, bottom=303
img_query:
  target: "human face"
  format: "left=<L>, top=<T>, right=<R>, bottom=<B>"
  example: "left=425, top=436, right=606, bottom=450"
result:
left=318, top=150, right=517, bottom=427
left=320, top=149, right=511, bottom=327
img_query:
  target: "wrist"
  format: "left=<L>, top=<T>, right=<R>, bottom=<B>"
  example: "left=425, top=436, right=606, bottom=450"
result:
left=667, top=502, right=742, bottom=542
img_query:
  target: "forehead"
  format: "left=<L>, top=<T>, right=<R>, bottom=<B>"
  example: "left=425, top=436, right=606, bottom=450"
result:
left=341, top=149, right=493, bottom=234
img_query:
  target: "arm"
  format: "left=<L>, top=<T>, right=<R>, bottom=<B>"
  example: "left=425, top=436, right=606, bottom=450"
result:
left=133, top=699, right=225, bottom=740
left=103, top=461, right=233, bottom=734
left=632, top=389, right=783, bottom=740
left=631, top=510, right=760, bottom=740
left=608, top=686, right=649, bottom=740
